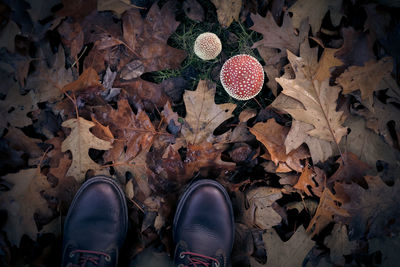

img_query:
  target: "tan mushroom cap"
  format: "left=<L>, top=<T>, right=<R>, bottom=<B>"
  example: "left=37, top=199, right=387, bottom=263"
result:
left=220, top=54, right=264, bottom=100
left=194, top=32, right=222, bottom=60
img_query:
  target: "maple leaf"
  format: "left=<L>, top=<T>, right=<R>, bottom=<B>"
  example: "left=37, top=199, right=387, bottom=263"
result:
left=336, top=176, right=400, bottom=240
left=337, top=57, right=393, bottom=109
left=211, top=0, right=242, bottom=28
left=0, top=169, right=52, bottom=246
left=243, top=187, right=283, bottom=230
left=250, top=227, right=315, bottom=267
left=288, top=0, right=344, bottom=36
left=250, top=119, right=310, bottom=172
left=181, top=80, right=236, bottom=145
left=250, top=12, right=309, bottom=65
left=324, top=224, right=359, bottom=266
left=306, top=186, right=350, bottom=236
left=61, top=117, right=112, bottom=182
left=275, top=42, right=347, bottom=145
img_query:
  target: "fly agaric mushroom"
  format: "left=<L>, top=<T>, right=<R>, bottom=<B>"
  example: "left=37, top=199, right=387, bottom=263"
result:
left=220, top=54, right=264, bottom=100
left=194, top=32, right=222, bottom=60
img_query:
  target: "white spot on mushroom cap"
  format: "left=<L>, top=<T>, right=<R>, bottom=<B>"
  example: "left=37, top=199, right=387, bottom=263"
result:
left=220, top=54, right=264, bottom=100
left=194, top=32, right=222, bottom=60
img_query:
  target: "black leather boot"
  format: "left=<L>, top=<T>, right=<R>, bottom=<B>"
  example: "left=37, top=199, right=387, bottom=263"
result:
left=173, top=179, right=235, bottom=267
left=61, top=176, right=128, bottom=267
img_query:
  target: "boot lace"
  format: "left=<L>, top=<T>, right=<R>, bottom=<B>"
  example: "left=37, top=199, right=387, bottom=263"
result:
left=67, top=249, right=111, bottom=267
left=178, top=251, right=220, bottom=267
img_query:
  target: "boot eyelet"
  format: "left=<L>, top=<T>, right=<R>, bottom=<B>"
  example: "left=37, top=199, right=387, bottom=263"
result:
left=215, top=263, right=220, bottom=267
left=105, top=255, right=111, bottom=262
left=69, top=252, right=74, bottom=258
left=179, top=252, right=185, bottom=259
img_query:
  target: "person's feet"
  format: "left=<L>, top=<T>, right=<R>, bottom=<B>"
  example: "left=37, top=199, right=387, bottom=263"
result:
left=173, top=179, right=235, bottom=267
left=61, top=176, right=128, bottom=267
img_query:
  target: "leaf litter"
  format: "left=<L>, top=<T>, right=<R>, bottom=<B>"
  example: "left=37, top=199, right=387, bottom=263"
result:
left=0, top=0, right=400, bottom=266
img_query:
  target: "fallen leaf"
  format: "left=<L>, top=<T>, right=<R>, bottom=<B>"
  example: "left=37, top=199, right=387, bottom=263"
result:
left=275, top=42, right=348, bottom=145
left=62, top=67, right=102, bottom=93
left=244, top=187, right=283, bottom=229
left=340, top=115, right=400, bottom=183
left=285, top=199, right=318, bottom=215
left=294, top=164, right=326, bottom=197
left=58, top=20, right=84, bottom=64
left=324, top=224, right=358, bottom=265
left=336, top=176, right=400, bottom=240
left=288, top=0, right=343, bottom=36
left=61, top=117, right=112, bottom=182
left=230, top=108, right=257, bottom=143
left=328, top=152, right=371, bottom=187
left=251, top=12, right=309, bottom=65
left=183, top=0, right=204, bottom=22
left=369, top=234, right=400, bottom=267
left=306, top=186, right=349, bottom=236
left=0, top=168, right=52, bottom=246
left=337, top=57, right=393, bottom=109
left=285, top=120, right=334, bottom=163
left=97, top=0, right=142, bottom=16
left=25, top=45, right=73, bottom=103
left=250, top=118, right=310, bottom=172
left=211, top=0, right=242, bottom=28
left=181, top=80, right=236, bottom=145
left=4, top=127, right=43, bottom=159
left=250, top=227, right=315, bottom=267
left=0, top=20, right=19, bottom=53
left=353, top=98, right=400, bottom=147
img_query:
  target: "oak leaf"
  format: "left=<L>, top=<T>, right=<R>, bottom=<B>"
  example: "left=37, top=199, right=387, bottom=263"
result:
left=0, top=169, right=52, bottom=246
left=324, top=224, right=359, bottom=265
left=337, top=57, right=393, bottom=109
left=336, top=176, right=400, bottom=240
left=250, top=12, right=308, bottom=65
left=244, top=187, right=283, bottom=230
left=369, top=234, right=400, bottom=267
left=289, top=0, right=343, bottom=36
left=250, top=119, right=310, bottom=172
left=211, top=0, right=242, bottom=28
left=294, top=164, right=326, bottom=197
left=285, top=120, right=334, bottom=163
left=62, top=67, right=102, bottom=93
left=306, top=186, right=349, bottom=236
left=61, top=117, right=112, bottom=182
left=250, top=227, right=315, bottom=267
left=181, top=80, right=236, bottom=145
left=275, top=43, right=347, bottom=144
left=97, top=0, right=142, bottom=16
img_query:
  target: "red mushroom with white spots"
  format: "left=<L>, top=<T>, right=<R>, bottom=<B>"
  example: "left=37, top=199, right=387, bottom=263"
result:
left=220, top=54, right=264, bottom=100
left=194, top=32, right=222, bottom=60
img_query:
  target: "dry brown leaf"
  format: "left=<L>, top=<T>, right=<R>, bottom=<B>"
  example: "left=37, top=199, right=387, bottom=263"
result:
left=340, top=115, right=400, bottom=183
left=0, top=20, right=19, bottom=53
left=97, top=0, right=141, bottom=16
left=62, top=67, right=102, bottom=93
left=4, top=127, right=43, bottom=159
left=369, top=234, right=400, bottom=267
left=211, top=0, right=242, bottom=27
left=314, top=47, right=343, bottom=82
left=0, top=168, right=52, bottom=246
left=183, top=0, right=204, bottom=22
left=285, top=120, right=334, bottom=163
left=336, top=176, right=400, bottom=240
left=306, top=186, right=349, bottom=236
left=250, top=119, right=310, bottom=172
left=328, top=152, right=371, bottom=187
left=61, top=117, right=112, bottom=182
left=337, top=57, right=393, bottom=109
left=250, top=227, right=315, bottom=267
left=289, top=0, right=344, bottom=36
left=251, top=12, right=308, bottom=65
left=294, top=164, right=326, bottom=197
left=352, top=97, right=400, bottom=147
left=275, top=42, right=347, bottom=144
left=244, top=187, right=283, bottom=229
left=181, top=80, right=236, bottom=145
left=324, top=224, right=358, bottom=265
